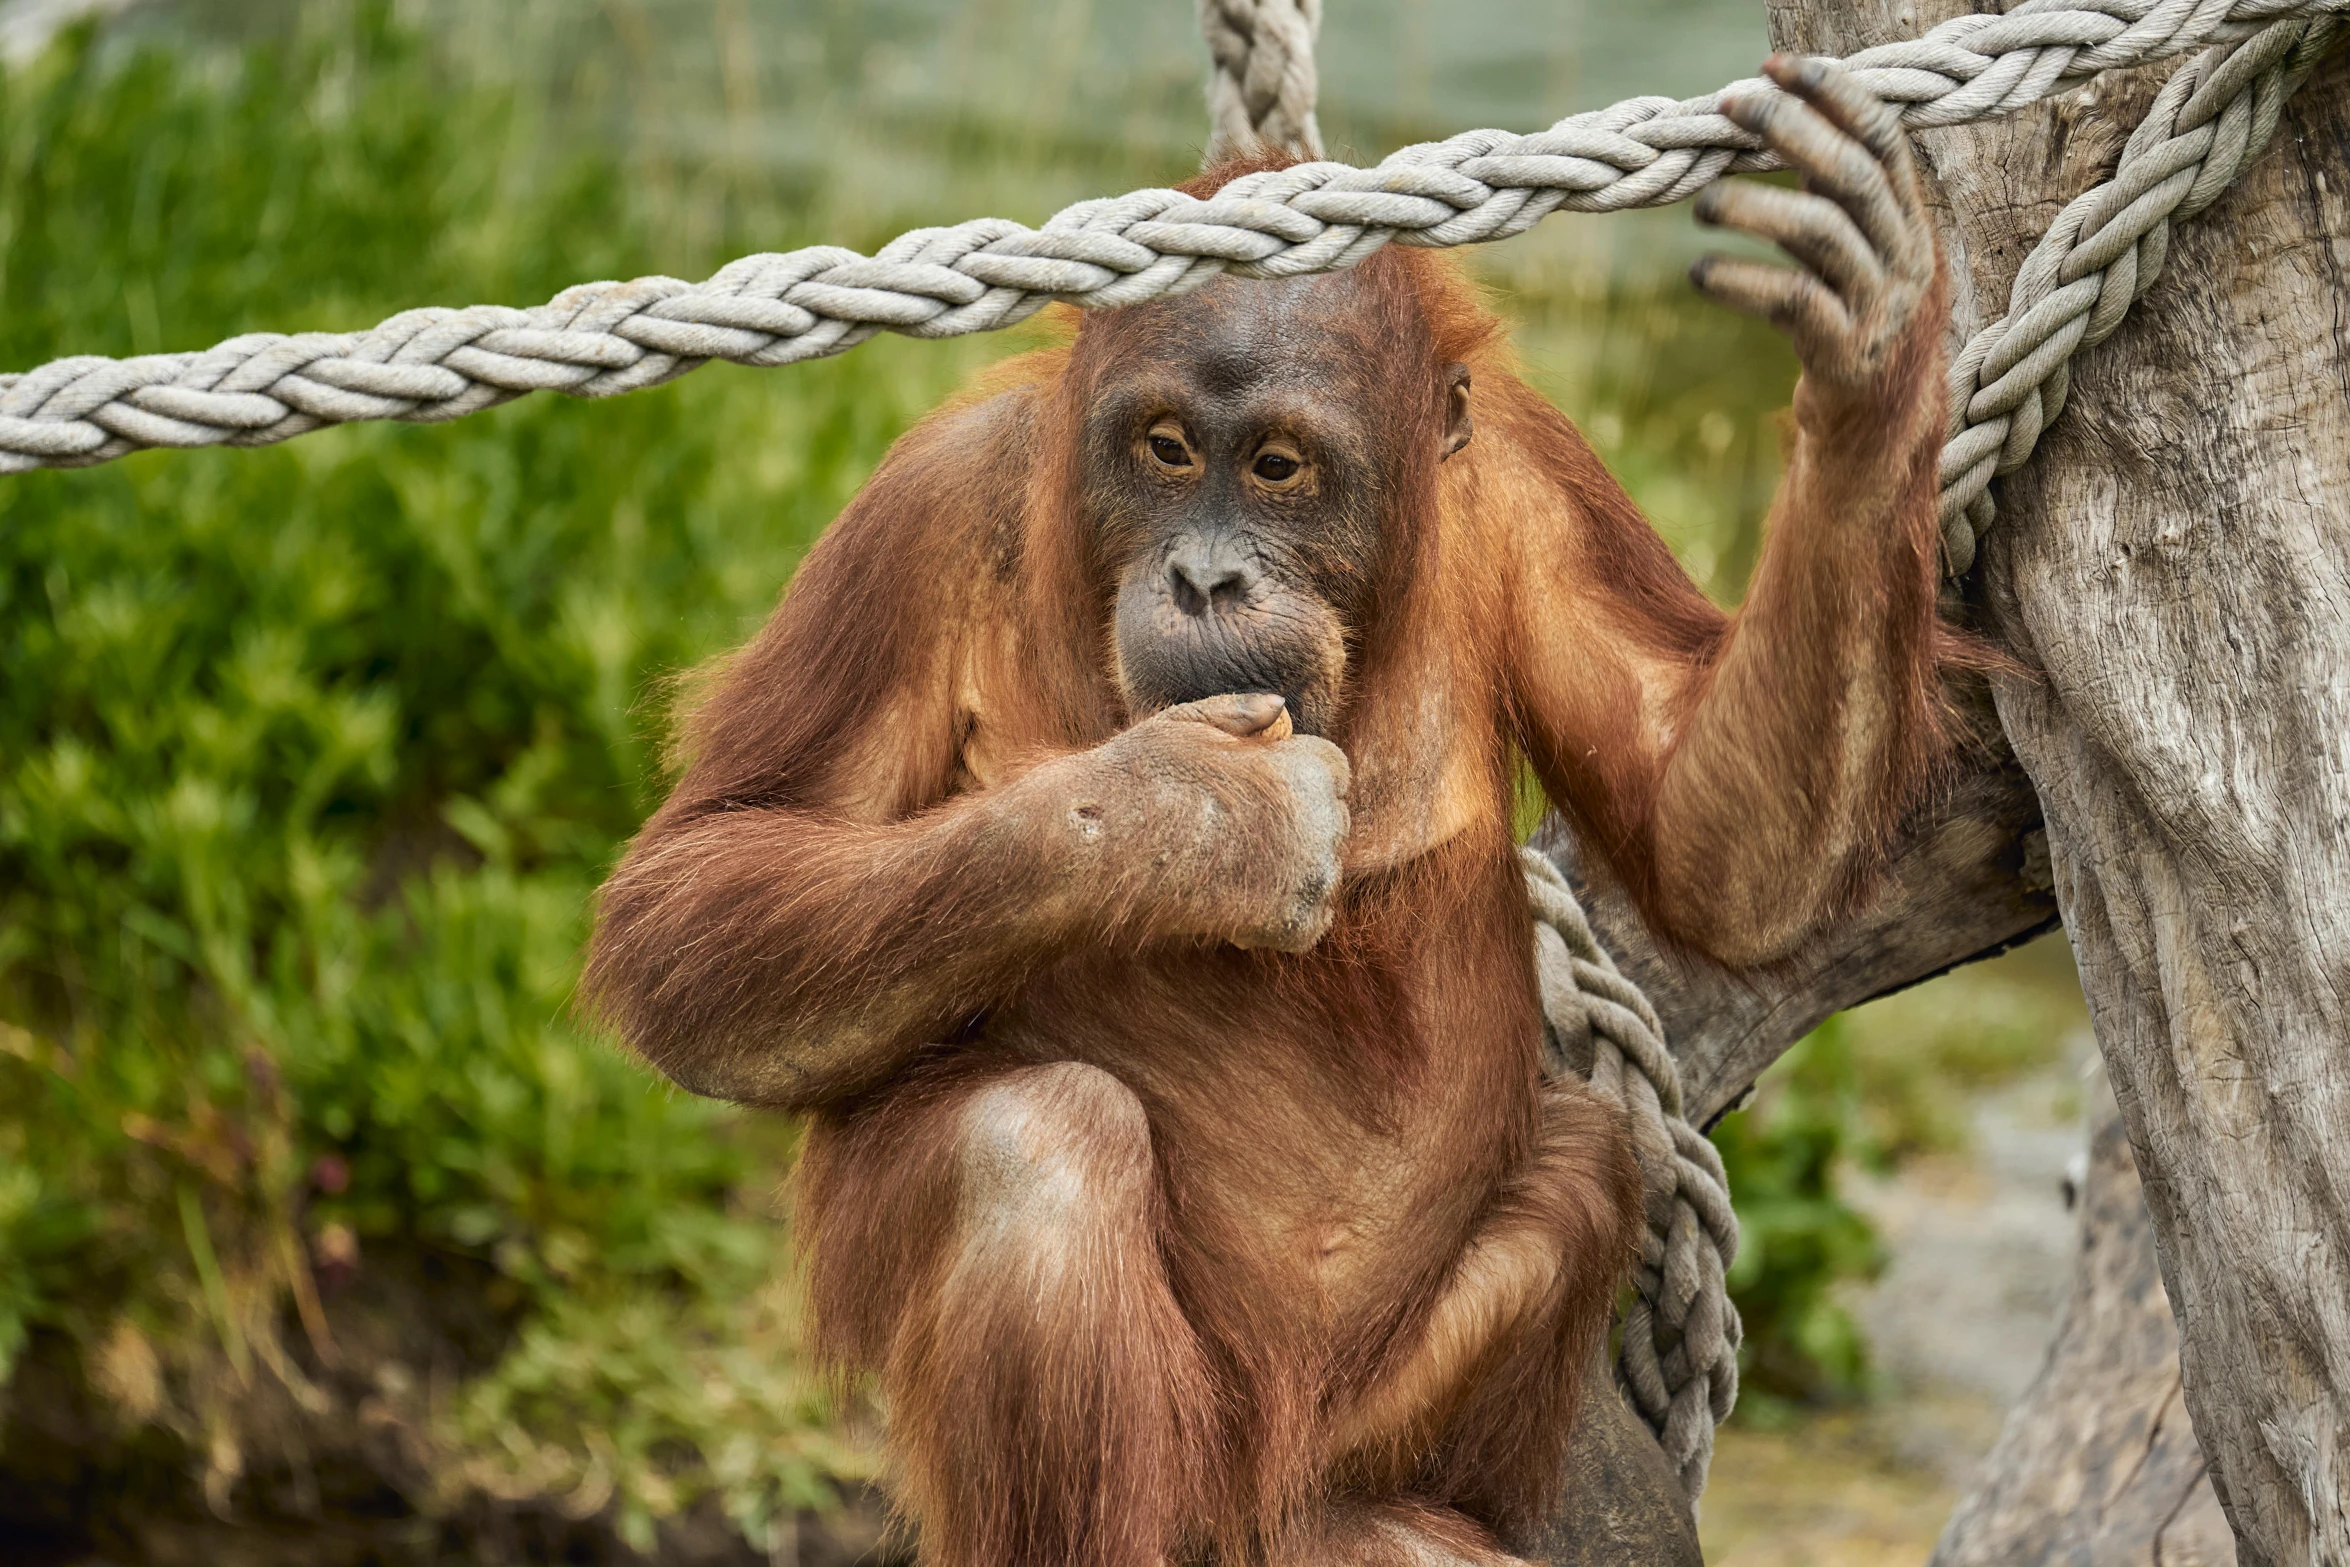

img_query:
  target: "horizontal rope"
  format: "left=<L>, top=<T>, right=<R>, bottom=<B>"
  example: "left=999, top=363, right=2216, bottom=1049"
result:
left=5, top=0, right=2343, bottom=474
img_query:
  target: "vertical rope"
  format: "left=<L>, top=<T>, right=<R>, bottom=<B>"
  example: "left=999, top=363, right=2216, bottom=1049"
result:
left=1198, top=0, right=1326, bottom=162
left=1524, top=849, right=1741, bottom=1506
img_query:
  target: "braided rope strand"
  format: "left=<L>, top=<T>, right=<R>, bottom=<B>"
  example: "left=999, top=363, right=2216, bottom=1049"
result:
left=5, top=0, right=2342, bottom=475
left=1523, top=848, right=1742, bottom=1504
left=1934, top=9, right=2341, bottom=571
left=1200, top=0, right=1325, bottom=161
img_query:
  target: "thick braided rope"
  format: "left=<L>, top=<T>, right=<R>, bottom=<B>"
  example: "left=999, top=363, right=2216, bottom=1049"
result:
left=1200, top=0, right=1325, bottom=162
left=5, top=0, right=2342, bottom=476
left=1935, top=10, right=2341, bottom=571
left=1522, top=848, right=1741, bottom=1505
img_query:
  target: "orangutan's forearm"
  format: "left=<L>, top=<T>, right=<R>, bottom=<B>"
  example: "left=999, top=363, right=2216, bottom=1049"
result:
left=585, top=699, right=1353, bottom=1107
left=1650, top=402, right=1943, bottom=963
left=585, top=782, right=1093, bottom=1108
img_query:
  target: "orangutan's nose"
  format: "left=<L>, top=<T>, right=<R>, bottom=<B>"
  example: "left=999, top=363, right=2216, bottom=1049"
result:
left=1166, top=537, right=1260, bottom=617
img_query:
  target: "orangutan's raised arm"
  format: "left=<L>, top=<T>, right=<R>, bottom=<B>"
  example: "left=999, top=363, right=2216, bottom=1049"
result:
left=1502, top=56, right=1951, bottom=966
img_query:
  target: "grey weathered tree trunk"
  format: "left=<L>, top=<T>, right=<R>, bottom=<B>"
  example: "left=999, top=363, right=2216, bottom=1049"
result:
left=1547, top=760, right=2239, bottom=1566
left=1766, top=6, right=2350, bottom=1562
left=1543, top=731, right=2058, bottom=1128
left=1932, top=1096, right=2236, bottom=1567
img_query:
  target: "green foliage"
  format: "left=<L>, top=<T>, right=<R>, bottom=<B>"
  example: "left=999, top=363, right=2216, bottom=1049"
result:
left=1711, top=943, right=2087, bottom=1412
left=1711, top=1018, right=1888, bottom=1409
left=0, top=8, right=1010, bottom=1539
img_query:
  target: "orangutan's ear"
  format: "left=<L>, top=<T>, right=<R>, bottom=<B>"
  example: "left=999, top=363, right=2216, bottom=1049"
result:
left=1441, top=363, right=1474, bottom=460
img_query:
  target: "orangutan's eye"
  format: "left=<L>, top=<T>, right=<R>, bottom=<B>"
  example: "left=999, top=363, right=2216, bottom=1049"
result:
left=1253, top=450, right=1301, bottom=483
left=1148, top=429, right=1192, bottom=468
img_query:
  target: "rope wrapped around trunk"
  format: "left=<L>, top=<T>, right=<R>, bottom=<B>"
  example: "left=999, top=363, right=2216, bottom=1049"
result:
left=1935, top=7, right=2341, bottom=572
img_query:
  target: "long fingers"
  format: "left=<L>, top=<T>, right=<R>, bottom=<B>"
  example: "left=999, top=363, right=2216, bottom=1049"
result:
left=1722, top=67, right=1909, bottom=268
left=1775, top=51, right=1907, bottom=165
left=1690, top=56, right=1938, bottom=390
left=1688, top=255, right=1850, bottom=348
left=1695, top=180, right=1881, bottom=299
left=1769, top=54, right=1934, bottom=281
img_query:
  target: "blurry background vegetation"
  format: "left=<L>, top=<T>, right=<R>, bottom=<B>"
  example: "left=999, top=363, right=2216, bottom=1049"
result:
left=0, top=1, right=2089, bottom=1560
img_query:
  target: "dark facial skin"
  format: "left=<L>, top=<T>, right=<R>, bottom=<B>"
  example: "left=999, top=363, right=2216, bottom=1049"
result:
left=1078, top=273, right=1474, bottom=737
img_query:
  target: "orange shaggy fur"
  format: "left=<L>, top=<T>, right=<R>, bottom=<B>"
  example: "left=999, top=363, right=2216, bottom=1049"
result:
left=586, top=156, right=1952, bottom=1566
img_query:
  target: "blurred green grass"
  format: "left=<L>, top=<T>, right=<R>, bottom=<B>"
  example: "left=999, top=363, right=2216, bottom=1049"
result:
left=0, top=13, right=1000, bottom=1548
left=0, top=2, right=2086, bottom=1552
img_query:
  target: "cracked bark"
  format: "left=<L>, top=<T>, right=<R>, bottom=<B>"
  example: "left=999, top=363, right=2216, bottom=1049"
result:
left=1536, top=730, right=2059, bottom=1129
left=1537, top=755, right=2231, bottom=1566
